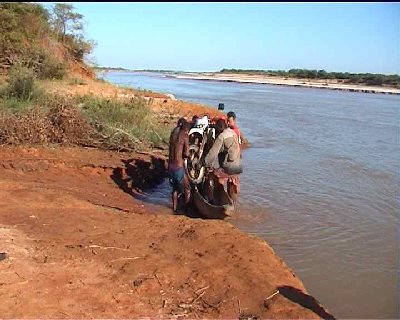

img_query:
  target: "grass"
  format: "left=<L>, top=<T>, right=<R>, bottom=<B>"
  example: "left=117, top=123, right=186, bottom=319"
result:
left=0, top=66, right=170, bottom=151
left=77, top=94, right=169, bottom=150
left=0, top=78, right=44, bottom=115
left=0, top=95, right=36, bottom=114
left=0, top=81, right=170, bottom=151
left=68, top=77, right=87, bottom=86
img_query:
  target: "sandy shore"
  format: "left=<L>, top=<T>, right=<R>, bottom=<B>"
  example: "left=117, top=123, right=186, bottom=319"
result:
left=0, top=146, right=333, bottom=318
left=171, top=72, right=400, bottom=95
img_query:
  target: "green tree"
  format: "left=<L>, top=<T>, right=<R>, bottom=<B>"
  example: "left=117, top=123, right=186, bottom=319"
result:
left=317, top=69, right=328, bottom=79
left=0, top=3, right=50, bottom=68
left=50, top=3, right=94, bottom=62
left=51, top=3, right=83, bottom=43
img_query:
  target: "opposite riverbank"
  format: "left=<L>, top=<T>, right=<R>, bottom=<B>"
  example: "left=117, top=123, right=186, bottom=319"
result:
left=169, top=72, right=400, bottom=95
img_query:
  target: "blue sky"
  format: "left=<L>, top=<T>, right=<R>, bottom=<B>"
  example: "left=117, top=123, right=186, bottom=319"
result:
left=41, top=2, right=400, bottom=74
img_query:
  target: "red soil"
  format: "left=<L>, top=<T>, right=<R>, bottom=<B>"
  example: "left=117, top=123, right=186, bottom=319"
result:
left=0, top=146, right=333, bottom=318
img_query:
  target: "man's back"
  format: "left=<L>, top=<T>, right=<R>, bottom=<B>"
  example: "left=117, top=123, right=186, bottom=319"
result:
left=205, top=128, right=242, bottom=175
left=169, top=127, right=189, bottom=171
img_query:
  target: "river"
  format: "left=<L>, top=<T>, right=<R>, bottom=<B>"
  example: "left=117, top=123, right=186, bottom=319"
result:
left=102, top=71, right=399, bottom=319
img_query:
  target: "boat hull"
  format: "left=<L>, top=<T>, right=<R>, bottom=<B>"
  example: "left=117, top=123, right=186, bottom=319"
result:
left=192, top=188, right=234, bottom=219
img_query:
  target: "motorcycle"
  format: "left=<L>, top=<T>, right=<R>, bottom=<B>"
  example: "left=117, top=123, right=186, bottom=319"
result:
left=184, top=115, right=236, bottom=219
left=185, top=115, right=215, bottom=185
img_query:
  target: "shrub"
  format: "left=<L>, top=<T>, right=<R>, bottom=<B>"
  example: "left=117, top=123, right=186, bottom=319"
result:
left=78, top=95, right=169, bottom=151
left=7, top=65, right=36, bottom=100
left=68, top=77, right=87, bottom=85
left=0, top=94, right=93, bottom=145
left=0, top=92, right=169, bottom=151
left=0, top=96, right=34, bottom=114
left=37, top=56, right=66, bottom=80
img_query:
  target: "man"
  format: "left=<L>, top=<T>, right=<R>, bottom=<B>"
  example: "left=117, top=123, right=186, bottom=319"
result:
left=168, top=119, right=191, bottom=212
left=191, top=115, right=199, bottom=127
left=168, top=117, right=185, bottom=168
left=169, top=117, right=185, bottom=148
left=204, top=119, right=243, bottom=204
left=227, top=111, right=242, bottom=145
left=226, top=111, right=243, bottom=202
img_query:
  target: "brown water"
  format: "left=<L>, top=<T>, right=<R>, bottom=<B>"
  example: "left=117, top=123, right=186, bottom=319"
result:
left=104, top=71, right=400, bottom=319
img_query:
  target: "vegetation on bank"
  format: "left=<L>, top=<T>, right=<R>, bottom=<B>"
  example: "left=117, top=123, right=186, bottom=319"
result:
left=220, top=69, right=400, bottom=87
left=0, top=2, right=170, bottom=151
left=0, top=66, right=170, bottom=151
left=0, top=3, right=95, bottom=79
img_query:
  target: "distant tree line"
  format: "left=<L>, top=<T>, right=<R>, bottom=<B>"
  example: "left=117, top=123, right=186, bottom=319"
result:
left=220, top=69, right=400, bottom=87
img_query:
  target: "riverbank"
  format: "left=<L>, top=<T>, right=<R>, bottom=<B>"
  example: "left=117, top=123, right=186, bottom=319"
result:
left=38, top=76, right=250, bottom=148
left=170, top=72, right=400, bottom=95
left=0, top=75, right=332, bottom=318
left=39, top=76, right=225, bottom=132
left=0, top=146, right=333, bottom=319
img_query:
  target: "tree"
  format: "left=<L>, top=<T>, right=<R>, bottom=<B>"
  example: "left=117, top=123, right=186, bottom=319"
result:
left=0, top=3, right=50, bottom=68
left=317, top=69, right=328, bottom=79
left=51, top=3, right=83, bottom=43
left=50, top=3, right=94, bottom=62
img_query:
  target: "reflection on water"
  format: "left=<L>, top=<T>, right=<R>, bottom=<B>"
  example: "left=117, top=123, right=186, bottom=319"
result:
left=104, top=71, right=400, bottom=319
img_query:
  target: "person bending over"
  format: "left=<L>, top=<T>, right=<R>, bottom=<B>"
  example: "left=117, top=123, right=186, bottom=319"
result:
left=204, top=119, right=243, bottom=204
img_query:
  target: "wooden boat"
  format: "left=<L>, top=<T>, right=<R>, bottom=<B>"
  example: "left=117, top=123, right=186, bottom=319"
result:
left=192, top=187, right=234, bottom=219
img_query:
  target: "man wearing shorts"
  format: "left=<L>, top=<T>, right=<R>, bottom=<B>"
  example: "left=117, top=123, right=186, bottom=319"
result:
left=168, top=119, right=191, bottom=212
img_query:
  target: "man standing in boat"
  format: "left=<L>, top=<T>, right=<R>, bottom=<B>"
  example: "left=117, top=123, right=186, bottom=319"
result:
left=204, top=119, right=243, bottom=204
left=168, top=119, right=191, bottom=212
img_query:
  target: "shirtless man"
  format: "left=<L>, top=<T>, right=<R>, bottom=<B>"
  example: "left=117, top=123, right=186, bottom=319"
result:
left=168, top=120, right=191, bottom=212
left=169, top=117, right=186, bottom=151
